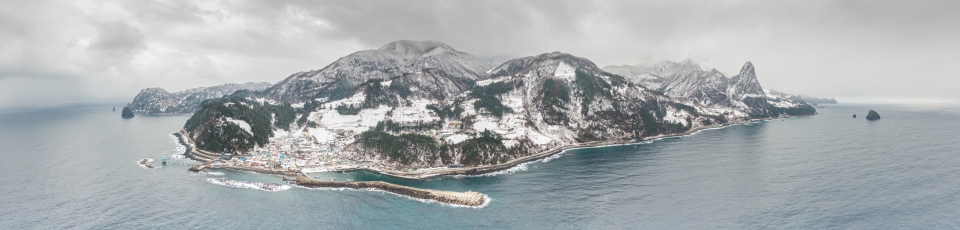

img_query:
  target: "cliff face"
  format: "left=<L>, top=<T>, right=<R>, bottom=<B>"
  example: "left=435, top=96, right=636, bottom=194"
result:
left=128, top=82, right=272, bottom=114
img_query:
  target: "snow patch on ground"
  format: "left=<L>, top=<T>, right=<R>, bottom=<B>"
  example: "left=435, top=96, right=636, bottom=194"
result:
left=391, top=100, right=439, bottom=124
left=225, top=117, right=252, bottom=134
left=307, top=127, right=335, bottom=144
left=475, top=77, right=506, bottom=86
left=473, top=121, right=498, bottom=132
left=444, top=134, right=470, bottom=144
left=554, top=62, right=576, bottom=79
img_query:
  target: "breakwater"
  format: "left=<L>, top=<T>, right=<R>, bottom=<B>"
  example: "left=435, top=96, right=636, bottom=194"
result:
left=290, top=174, right=486, bottom=207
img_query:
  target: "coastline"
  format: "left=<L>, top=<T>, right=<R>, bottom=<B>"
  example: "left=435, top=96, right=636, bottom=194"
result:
left=174, top=114, right=814, bottom=207
left=178, top=114, right=816, bottom=180
left=367, top=115, right=809, bottom=180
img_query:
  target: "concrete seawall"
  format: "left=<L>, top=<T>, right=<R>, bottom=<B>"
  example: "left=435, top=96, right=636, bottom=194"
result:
left=291, top=174, right=486, bottom=207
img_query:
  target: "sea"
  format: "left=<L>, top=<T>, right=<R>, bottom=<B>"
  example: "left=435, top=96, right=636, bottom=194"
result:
left=1, top=104, right=959, bottom=229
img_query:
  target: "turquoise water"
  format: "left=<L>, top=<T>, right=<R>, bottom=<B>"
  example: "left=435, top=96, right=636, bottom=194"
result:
left=1, top=104, right=959, bottom=229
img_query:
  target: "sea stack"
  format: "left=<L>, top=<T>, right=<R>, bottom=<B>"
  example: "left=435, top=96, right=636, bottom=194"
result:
left=866, top=110, right=880, bottom=120
left=121, top=107, right=135, bottom=118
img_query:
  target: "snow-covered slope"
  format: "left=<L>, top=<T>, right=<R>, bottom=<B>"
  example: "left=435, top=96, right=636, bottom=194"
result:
left=264, top=40, right=488, bottom=103
left=602, top=59, right=703, bottom=89
left=184, top=42, right=816, bottom=170
left=128, top=82, right=272, bottom=114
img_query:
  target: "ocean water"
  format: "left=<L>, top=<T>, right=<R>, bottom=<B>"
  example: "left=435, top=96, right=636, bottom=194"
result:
left=1, top=104, right=959, bottom=229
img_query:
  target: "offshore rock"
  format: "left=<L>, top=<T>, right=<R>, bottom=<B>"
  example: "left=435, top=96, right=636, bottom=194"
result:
left=866, top=110, right=881, bottom=120
left=121, top=107, right=135, bottom=118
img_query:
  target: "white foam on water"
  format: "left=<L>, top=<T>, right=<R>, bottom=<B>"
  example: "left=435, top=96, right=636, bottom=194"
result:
left=206, top=171, right=226, bottom=176
left=168, top=133, right=188, bottom=160
left=447, top=149, right=581, bottom=179
left=206, top=178, right=290, bottom=192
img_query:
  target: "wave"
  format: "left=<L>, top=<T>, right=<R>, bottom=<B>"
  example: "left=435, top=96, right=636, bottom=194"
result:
left=293, top=184, right=491, bottom=209
left=449, top=156, right=543, bottom=179
left=206, top=178, right=290, bottom=192
left=168, top=133, right=189, bottom=160
left=206, top=171, right=226, bottom=176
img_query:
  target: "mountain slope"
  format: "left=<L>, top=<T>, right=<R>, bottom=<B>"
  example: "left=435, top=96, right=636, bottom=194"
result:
left=128, top=82, right=272, bottom=114
left=264, top=40, right=488, bottom=103
left=182, top=41, right=815, bottom=170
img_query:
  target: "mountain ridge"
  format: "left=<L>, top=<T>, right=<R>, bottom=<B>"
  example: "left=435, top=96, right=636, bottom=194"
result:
left=179, top=40, right=817, bottom=169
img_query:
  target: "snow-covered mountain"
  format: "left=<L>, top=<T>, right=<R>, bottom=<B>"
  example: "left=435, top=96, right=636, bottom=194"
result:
left=128, top=82, right=272, bottom=114
left=183, top=41, right=816, bottom=169
left=264, top=40, right=488, bottom=103
left=602, top=59, right=704, bottom=89
left=607, top=60, right=813, bottom=118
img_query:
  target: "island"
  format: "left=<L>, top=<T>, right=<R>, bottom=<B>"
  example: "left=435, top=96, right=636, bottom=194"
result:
left=867, top=110, right=881, bottom=120
left=170, top=40, right=819, bottom=206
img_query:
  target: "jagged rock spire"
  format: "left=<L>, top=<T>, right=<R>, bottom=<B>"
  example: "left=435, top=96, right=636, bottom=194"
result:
left=739, top=61, right=755, bottom=77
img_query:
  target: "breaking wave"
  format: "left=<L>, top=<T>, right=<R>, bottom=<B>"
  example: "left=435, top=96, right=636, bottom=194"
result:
left=207, top=178, right=290, bottom=192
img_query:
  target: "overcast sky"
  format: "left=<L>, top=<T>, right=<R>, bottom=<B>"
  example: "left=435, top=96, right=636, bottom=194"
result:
left=1, top=0, right=958, bottom=109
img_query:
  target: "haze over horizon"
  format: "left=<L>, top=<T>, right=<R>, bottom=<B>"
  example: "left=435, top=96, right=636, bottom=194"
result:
left=1, top=0, right=958, bottom=109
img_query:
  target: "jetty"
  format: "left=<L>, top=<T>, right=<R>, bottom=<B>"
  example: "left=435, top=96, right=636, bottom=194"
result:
left=291, top=174, right=486, bottom=207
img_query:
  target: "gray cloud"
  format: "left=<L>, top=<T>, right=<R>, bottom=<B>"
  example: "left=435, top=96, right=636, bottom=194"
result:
left=1, top=0, right=958, bottom=109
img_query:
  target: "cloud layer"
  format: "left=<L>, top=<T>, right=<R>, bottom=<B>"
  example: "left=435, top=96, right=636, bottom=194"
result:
left=1, top=0, right=958, bottom=108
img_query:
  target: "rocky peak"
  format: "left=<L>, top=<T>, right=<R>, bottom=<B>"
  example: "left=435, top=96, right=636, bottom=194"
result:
left=738, top=61, right=755, bottom=77
left=378, top=40, right=455, bottom=54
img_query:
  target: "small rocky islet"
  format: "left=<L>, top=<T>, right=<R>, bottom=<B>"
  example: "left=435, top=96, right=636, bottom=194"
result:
left=866, top=110, right=881, bottom=120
